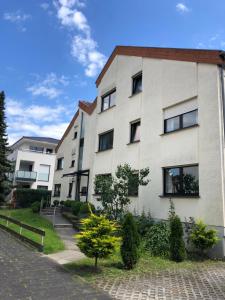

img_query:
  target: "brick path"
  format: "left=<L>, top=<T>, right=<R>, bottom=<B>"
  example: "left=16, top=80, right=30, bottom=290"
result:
left=96, top=264, right=225, bottom=300
left=0, top=229, right=111, bottom=300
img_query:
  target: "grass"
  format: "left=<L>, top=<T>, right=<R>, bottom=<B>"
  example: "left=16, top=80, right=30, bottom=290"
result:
left=0, top=208, right=65, bottom=254
left=64, top=245, right=224, bottom=283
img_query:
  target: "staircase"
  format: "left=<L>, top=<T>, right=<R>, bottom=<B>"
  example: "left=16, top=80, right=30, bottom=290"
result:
left=40, top=207, right=73, bottom=228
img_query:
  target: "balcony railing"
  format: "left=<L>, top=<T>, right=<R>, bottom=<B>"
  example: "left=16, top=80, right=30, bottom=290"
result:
left=15, top=170, right=37, bottom=182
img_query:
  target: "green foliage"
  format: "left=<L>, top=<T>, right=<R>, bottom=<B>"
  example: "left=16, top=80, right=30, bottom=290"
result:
left=79, top=202, right=95, bottom=215
left=60, top=200, right=65, bottom=206
left=190, top=220, right=219, bottom=254
left=77, top=212, right=120, bottom=268
left=169, top=215, right=186, bottom=262
left=64, top=200, right=74, bottom=207
left=15, top=188, right=51, bottom=208
left=135, top=211, right=154, bottom=237
left=121, top=213, right=140, bottom=269
left=53, top=199, right=60, bottom=206
left=31, top=201, right=40, bottom=213
left=94, top=163, right=150, bottom=220
left=71, top=201, right=82, bottom=216
left=145, top=221, right=170, bottom=257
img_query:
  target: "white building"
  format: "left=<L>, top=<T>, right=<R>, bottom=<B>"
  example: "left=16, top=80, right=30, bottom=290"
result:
left=8, top=136, right=59, bottom=190
left=52, top=46, right=225, bottom=256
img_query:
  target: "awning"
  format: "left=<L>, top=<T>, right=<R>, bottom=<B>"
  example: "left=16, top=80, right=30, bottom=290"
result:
left=62, top=169, right=89, bottom=178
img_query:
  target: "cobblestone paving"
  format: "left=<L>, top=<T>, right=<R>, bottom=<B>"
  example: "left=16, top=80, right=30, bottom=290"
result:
left=0, top=229, right=111, bottom=300
left=96, top=264, right=225, bottom=300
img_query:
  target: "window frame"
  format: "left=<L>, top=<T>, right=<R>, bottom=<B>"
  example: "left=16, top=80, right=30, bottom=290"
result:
left=164, top=109, right=198, bottom=134
left=98, top=129, right=114, bottom=152
left=56, top=157, right=64, bottom=170
left=128, top=171, right=139, bottom=197
left=70, top=160, right=75, bottom=168
left=101, top=88, right=116, bottom=112
left=94, top=173, right=112, bottom=195
left=163, top=164, right=199, bottom=197
left=67, top=182, right=73, bottom=198
left=132, top=72, right=142, bottom=95
left=130, top=119, right=141, bottom=143
left=54, top=184, right=61, bottom=197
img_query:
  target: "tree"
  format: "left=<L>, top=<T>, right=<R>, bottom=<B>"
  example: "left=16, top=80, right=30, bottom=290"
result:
left=0, top=91, right=11, bottom=202
left=169, top=215, right=186, bottom=262
left=121, top=213, right=140, bottom=269
left=94, top=164, right=150, bottom=219
left=77, top=212, right=120, bottom=268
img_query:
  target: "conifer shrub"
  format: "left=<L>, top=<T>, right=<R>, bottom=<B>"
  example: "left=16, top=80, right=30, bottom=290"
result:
left=31, top=201, right=40, bottom=213
left=77, top=212, right=120, bottom=268
left=120, top=213, right=140, bottom=269
left=169, top=215, right=186, bottom=262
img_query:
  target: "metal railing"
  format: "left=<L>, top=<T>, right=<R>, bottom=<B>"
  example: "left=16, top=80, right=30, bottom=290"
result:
left=15, top=170, right=37, bottom=181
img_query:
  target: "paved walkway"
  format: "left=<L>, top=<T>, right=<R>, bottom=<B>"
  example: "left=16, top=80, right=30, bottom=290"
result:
left=96, top=264, right=225, bottom=300
left=0, top=229, right=111, bottom=300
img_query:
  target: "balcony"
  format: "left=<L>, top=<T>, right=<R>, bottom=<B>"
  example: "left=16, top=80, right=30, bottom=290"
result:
left=15, top=170, right=37, bottom=182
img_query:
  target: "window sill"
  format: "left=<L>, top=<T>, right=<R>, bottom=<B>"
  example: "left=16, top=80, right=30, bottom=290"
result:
left=96, top=148, right=113, bottom=153
left=127, top=140, right=140, bottom=145
left=98, top=105, right=116, bottom=114
left=55, top=169, right=63, bottom=171
left=128, top=91, right=142, bottom=98
left=159, top=194, right=200, bottom=198
left=160, top=124, right=199, bottom=136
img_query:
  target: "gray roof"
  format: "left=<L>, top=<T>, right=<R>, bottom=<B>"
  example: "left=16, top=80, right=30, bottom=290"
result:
left=23, top=136, right=60, bottom=144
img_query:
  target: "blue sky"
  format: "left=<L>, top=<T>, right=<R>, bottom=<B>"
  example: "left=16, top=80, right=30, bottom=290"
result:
left=1, top=0, right=225, bottom=145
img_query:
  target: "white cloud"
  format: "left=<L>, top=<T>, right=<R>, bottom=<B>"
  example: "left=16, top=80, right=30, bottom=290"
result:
left=197, top=33, right=225, bottom=50
left=40, top=3, right=50, bottom=10
left=3, top=10, right=31, bottom=31
left=176, top=3, right=190, bottom=13
left=27, top=73, right=69, bottom=99
left=54, top=0, right=106, bottom=77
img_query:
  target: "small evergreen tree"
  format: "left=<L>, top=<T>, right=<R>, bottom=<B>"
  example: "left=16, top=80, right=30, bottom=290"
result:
left=0, top=91, right=11, bottom=202
left=77, top=212, right=120, bottom=268
left=121, top=213, right=140, bottom=269
left=169, top=215, right=186, bottom=262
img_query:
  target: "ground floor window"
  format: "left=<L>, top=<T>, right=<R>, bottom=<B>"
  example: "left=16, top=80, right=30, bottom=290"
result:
left=163, top=165, right=199, bottom=196
left=37, top=185, right=48, bottom=190
left=67, top=183, right=73, bottom=198
left=54, top=184, right=61, bottom=197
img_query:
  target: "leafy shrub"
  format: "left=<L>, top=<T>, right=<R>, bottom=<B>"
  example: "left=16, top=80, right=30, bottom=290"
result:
left=31, top=201, right=40, bottom=213
left=71, top=201, right=82, bottom=216
left=136, top=211, right=154, bottom=237
left=79, top=202, right=95, bottom=215
left=64, top=200, right=74, bottom=208
left=190, top=220, right=219, bottom=255
left=60, top=200, right=65, bottom=206
left=121, top=213, right=140, bottom=269
left=77, top=212, right=120, bottom=268
left=169, top=215, right=186, bottom=262
left=145, top=221, right=170, bottom=257
left=53, top=200, right=59, bottom=206
left=15, top=188, right=51, bottom=208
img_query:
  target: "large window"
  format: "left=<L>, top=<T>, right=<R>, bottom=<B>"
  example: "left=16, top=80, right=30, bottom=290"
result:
left=38, top=164, right=50, bottom=182
left=163, top=165, right=199, bottom=196
left=94, top=174, right=112, bottom=195
left=132, top=72, right=142, bottom=95
left=56, top=158, right=64, bottom=170
left=164, top=110, right=198, bottom=133
left=101, top=89, right=116, bottom=112
left=54, top=184, right=61, bottom=197
left=98, top=130, right=114, bottom=151
left=130, top=120, right=141, bottom=143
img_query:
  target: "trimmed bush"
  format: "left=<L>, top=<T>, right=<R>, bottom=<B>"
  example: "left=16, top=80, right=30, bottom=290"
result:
left=15, top=188, right=51, bottom=208
left=60, top=200, right=65, bottom=206
left=79, top=202, right=95, bottom=216
left=169, top=215, right=186, bottom=262
left=136, top=211, right=154, bottom=237
left=31, top=201, right=40, bottom=213
left=121, top=213, right=140, bottom=269
left=53, top=200, right=59, bottom=206
left=64, top=200, right=74, bottom=208
left=145, top=221, right=170, bottom=257
left=71, top=201, right=82, bottom=216
left=190, top=220, right=219, bottom=255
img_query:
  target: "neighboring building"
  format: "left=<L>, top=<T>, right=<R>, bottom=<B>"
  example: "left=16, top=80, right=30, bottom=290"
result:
left=8, top=136, right=59, bottom=190
left=52, top=46, right=225, bottom=257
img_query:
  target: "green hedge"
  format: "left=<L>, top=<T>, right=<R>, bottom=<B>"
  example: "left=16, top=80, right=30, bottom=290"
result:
left=15, top=188, right=51, bottom=208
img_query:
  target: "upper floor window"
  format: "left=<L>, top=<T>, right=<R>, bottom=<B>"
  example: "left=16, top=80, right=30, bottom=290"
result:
left=164, top=110, right=198, bottom=133
left=74, top=131, right=77, bottom=139
left=163, top=165, right=199, bottom=196
left=101, top=89, right=116, bottom=112
left=98, top=130, right=114, bottom=152
left=132, top=72, right=142, bottom=95
left=57, top=157, right=64, bottom=170
left=130, top=120, right=141, bottom=143
left=29, top=146, right=44, bottom=153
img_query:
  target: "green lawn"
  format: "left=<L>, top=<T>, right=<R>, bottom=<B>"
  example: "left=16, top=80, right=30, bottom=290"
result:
left=64, top=245, right=223, bottom=283
left=0, top=208, right=65, bottom=254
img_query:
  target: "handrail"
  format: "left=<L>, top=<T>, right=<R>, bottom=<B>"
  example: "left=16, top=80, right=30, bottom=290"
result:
left=0, top=214, right=45, bottom=251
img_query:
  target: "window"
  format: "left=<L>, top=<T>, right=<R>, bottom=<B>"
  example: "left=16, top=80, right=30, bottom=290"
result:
left=128, top=172, right=139, bottom=196
left=132, top=72, right=142, bottom=95
left=71, top=160, right=75, bottom=167
left=98, top=130, right=114, bottom=151
left=101, top=89, right=116, bottom=112
left=38, top=164, right=50, bottom=182
left=164, top=110, right=198, bottom=133
left=74, top=131, right=77, bottom=139
left=37, top=185, right=48, bottom=190
left=54, top=184, right=61, bottom=197
left=130, top=120, right=141, bottom=143
left=29, top=146, right=44, bottom=153
left=94, top=174, right=112, bottom=195
left=56, top=158, right=64, bottom=170
left=163, top=165, right=199, bottom=196
left=46, top=148, right=53, bottom=154
left=81, top=186, right=87, bottom=196
left=67, top=183, right=73, bottom=198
